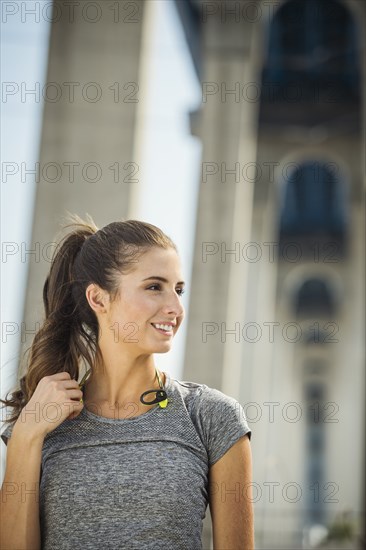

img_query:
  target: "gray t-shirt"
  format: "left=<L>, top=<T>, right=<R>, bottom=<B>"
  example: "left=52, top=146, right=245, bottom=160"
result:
left=1, top=371, right=251, bottom=550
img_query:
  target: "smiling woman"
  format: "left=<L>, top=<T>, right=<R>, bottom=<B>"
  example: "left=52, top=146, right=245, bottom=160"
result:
left=0, top=213, right=253, bottom=550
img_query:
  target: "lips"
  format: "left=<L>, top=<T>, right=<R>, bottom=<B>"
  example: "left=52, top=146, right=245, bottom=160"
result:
left=151, top=323, right=174, bottom=335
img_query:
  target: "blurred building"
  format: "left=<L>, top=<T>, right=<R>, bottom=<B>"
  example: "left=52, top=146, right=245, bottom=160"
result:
left=180, top=1, right=365, bottom=548
left=3, top=1, right=364, bottom=549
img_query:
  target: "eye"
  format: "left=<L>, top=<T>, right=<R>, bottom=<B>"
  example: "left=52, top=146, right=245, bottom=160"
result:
left=146, top=284, right=185, bottom=296
left=147, top=284, right=161, bottom=291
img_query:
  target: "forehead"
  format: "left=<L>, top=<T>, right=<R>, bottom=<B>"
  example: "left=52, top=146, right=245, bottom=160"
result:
left=129, top=246, right=183, bottom=277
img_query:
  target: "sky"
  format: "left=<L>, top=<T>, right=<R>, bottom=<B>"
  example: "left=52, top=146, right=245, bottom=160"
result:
left=130, top=0, right=202, bottom=379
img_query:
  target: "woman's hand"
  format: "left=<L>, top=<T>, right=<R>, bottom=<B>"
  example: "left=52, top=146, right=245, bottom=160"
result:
left=14, top=372, right=84, bottom=439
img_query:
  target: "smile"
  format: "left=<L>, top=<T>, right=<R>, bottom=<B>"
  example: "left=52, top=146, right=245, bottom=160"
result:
left=151, top=323, right=174, bottom=335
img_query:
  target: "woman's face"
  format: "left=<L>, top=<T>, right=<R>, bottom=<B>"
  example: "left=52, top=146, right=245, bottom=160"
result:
left=104, top=246, right=185, bottom=354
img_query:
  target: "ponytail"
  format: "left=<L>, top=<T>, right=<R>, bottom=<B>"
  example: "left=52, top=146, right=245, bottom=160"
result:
left=1, top=213, right=99, bottom=424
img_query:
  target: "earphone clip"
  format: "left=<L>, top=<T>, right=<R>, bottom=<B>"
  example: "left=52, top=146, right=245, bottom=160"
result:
left=140, top=389, right=168, bottom=405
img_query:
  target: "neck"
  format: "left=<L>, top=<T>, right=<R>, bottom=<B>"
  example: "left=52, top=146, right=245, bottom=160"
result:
left=81, top=348, right=165, bottom=409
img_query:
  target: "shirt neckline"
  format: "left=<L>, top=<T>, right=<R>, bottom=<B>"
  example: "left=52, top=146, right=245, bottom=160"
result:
left=81, top=370, right=172, bottom=424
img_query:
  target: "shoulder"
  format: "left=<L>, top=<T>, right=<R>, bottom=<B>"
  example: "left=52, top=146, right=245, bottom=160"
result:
left=169, top=377, right=205, bottom=408
left=170, top=377, right=252, bottom=467
left=172, top=377, right=245, bottom=419
left=194, top=384, right=251, bottom=438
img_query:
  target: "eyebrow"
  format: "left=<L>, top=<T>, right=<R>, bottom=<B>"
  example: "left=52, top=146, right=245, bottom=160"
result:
left=142, top=276, right=185, bottom=286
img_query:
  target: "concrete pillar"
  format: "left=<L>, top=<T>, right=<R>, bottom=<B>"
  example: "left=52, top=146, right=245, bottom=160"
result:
left=183, top=3, right=261, bottom=395
left=182, top=4, right=261, bottom=547
left=19, top=0, right=146, bottom=368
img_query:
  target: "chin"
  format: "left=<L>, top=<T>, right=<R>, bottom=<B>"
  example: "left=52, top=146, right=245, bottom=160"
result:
left=154, top=348, right=171, bottom=354
left=143, top=342, right=172, bottom=354
left=153, top=342, right=172, bottom=353
left=154, top=343, right=172, bottom=352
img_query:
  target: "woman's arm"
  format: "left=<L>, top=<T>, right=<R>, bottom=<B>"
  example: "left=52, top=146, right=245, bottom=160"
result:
left=1, top=372, right=84, bottom=549
left=208, top=434, right=254, bottom=549
left=0, top=423, right=44, bottom=550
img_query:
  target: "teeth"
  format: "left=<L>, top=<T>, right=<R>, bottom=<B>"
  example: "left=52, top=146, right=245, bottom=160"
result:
left=153, top=323, right=173, bottom=332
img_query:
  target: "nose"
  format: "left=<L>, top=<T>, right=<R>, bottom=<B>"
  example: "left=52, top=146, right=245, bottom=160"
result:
left=162, top=290, right=185, bottom=318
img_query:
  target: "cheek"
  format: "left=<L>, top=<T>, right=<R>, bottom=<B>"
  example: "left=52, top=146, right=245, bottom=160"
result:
left=123, top=295, right=156, bottom=322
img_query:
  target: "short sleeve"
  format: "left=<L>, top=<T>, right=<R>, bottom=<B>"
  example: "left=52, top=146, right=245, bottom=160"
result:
left=195, top=386, right=252, bottom=467
left=1, top=423, right=14, bottom=447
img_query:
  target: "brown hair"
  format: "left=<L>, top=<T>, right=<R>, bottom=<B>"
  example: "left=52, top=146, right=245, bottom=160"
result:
left=0, top=213, right=177, bottom=426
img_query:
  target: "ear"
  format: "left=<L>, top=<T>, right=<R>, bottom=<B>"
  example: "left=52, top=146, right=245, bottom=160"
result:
left=85, top=283, right=110, bottom=314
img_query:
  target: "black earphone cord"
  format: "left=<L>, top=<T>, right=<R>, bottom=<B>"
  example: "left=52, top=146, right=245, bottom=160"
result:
left=140, top=367, right=168, bottom=405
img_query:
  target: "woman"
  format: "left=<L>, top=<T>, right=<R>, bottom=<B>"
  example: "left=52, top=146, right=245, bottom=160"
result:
left=0, top=214, right=254, bottom=550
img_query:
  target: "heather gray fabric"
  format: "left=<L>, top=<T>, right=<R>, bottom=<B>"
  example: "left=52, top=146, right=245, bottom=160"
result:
left=1, top=371, right=251, bottom=550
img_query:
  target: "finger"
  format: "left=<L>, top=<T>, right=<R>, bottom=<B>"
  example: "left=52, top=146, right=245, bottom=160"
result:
left=64, top=399, right=84, bottom=410
left=62, top=380, right=83, bottom=390
left=68, top=404, right=84, bottom=420
left=71, top=399, right=84, bottom=408
left=49, top=372, right=72, bottom=380
left=66, top=389, right=83, bottom=400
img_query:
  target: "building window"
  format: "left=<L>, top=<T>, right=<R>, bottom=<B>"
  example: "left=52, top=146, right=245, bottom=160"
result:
left=262, top=0, right=360, bottom=100
left=294, top=278, right=335, bottom=318
left=260, top=0, right=361, bottom=127
left=280, top=161, right=347, bottom=237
